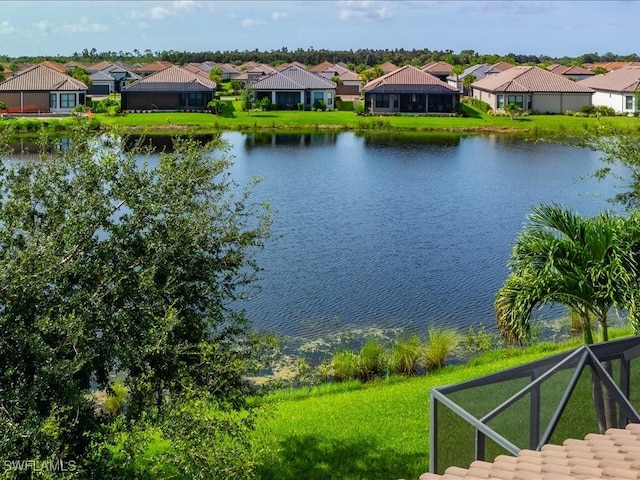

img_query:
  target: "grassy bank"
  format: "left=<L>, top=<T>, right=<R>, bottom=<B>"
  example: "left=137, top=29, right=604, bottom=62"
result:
left=251, top=329, right=632, bottom=480
left=3, top=102, right=640, bottom=137
left=93, top=101, right=640, bottom=136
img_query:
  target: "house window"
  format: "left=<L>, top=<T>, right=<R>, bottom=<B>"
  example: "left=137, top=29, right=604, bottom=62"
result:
left=375, top=94, right=390, bottom=108
left=313, top=92, right=324, bottom=102
left=527, top=95, right=532, bottom=110
left=626, top=95, right=634, bottom=110
left=60, top=93, right=76, bottom=108
left=50, top=93, right=57, bottom=109
left=507, top=95, right=524, bottom=108
left=497, top=95, right=504, bottom=108
left=326, top=92, right=332, bottom=105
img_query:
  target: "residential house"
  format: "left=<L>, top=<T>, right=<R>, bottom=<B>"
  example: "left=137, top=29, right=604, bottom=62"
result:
left=313, top=62, right=361, bottom=97
left=88, top=70, right=116, bottom=95
left=471, top=66, right=593, bottom=113
left=0, top=64, right=87, bottom=114
left=86, top=61, right=141, bottom=94
left=578, top=66, right=640, bottom=114
left=251, top=65, right=337, bottom=110
left=209, top=62, right=240, bottom=80
left=547, top=64, right=595, bottom=81
left=362, top=65, right=459, bottom=114
left=446, top=64, right=500, bottom=95
left=421, top=61, right=454, bottom=82
left=276, top=61, right=307, bottom=71
left=121, top=65, right=216, bottom=111
left=587, top=61, right=640, bottom=73
left=233, top=63, right=278, bottom=86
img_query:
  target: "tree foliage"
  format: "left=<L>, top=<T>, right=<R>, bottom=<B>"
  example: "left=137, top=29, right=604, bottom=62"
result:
left=495, top=203, right=640, bottom=345
left=0, top=124, right=271, bottom=476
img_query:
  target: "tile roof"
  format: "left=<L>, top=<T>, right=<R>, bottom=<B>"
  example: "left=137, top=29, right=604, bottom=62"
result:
left=447, top=63, right=500, bottom=82
left=579, top=66, right=640, bottom=93
left=0, top=64, right=87, bottom=91
left=122, top=65, right=216, bottom=92
left=422, top=61, right=454, bottom=76
left=252, top=65, right=336, bottom=90
left=471, top=66, right=594, bottom=93
left=362, top=65, right=458, bottom=94
left=310, top=61, right=335, bottom=73
left=491, top=61, right=516, bottom=72
left=379, top=61, right=398, bottom=74
left=136, top=61, right=174, bottom=74
left=89, top=70, right=114, bottom=81
left=548, top=64, right=594, bottom=76
left=86, top=61, right=114, bottom=73
left=40, top=60, right=68, bottom=73
left=420, top=423, right=640, bottom=480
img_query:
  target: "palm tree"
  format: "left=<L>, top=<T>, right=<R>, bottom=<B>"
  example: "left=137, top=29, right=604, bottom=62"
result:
left=496, top=203, right=640, bottom=344
left=495, top=203, right=640, bottom=431
left=451, top=65, right=464, bottom=93
left=462, top=74, right=476, bottom=97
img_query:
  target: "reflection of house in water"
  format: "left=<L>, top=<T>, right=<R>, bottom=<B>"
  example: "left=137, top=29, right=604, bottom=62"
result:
left=359, top=132, right=462, bottom=148
left=8, top=137, right=71, bottom=156
left=244, top=132, right=338, bottom=150
left=123, top=134, right=219, bottom=153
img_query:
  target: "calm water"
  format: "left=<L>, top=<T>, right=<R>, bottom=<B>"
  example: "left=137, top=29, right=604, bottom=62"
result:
left=219, top=131, right=623, bottom=340
left=8, top=132, right=623, bottom=342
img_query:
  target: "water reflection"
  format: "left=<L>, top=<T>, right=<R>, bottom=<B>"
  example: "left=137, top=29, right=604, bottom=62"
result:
left=357, top=132, right=463, bottom=147
left=123, top=133, right=220, bottom=153
left=243, top=132, right=338, bottom=149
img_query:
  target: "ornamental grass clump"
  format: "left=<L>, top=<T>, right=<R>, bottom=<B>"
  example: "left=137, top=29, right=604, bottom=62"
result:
left=424, top=326, right=462, bottom=371
left=332, top=350, right=360, bottom=382
left=388, top=335, right=424, bottom=376
left=358, top=338, right=386, bottom=381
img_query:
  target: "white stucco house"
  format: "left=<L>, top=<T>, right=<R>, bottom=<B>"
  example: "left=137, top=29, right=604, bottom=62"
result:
left=578, top=66, right=640, bottom=114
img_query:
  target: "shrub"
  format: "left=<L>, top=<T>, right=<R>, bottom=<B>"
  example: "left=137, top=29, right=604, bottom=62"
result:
left=259, top=97, right=272, bottom=111
left=462, top=97, right=491, bottom=113
left=354, top=102, right=366, bottom=116
left=423, top=326, right=462, bottom=371
left=296, top=102, right=304, bottom=111
left=313, top=99, right=327, bottom=111
left=580, top=104, right=596, bottom=115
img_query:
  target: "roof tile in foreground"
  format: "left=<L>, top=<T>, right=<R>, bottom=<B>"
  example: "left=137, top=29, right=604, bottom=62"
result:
left=419, top=423, right=640, bottom=480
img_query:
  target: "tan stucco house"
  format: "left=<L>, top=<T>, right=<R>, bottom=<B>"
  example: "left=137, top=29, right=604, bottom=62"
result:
left=579, top=66, right=640, bottom=114
left=471, top=66, right=593, bottom=114
left=0, top=64, right=87, bottom=114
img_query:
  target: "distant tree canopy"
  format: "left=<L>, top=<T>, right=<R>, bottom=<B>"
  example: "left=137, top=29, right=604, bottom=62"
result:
left=4, top=47, right=638, bottom=69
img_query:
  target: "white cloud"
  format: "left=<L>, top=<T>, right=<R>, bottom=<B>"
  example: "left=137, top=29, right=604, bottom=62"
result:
left=241, top=18, right=267, bottom=27
left=338, top=1, right=392, bottom=21
left=127, top=1, right=208, bottom=22
left=272, top=11, right=288, bottom=21
left=33, top=17, right=109, bottom=34
left=0, top=20, right=17, bottom=35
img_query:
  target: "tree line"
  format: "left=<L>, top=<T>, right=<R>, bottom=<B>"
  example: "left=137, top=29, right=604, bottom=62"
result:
left=1, top=47, right=639, bottom=69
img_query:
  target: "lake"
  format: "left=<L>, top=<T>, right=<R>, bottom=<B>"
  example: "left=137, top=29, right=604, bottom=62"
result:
left=215, top=131, right=624, bottom=342
left=7, top=131, right=624, bottom=345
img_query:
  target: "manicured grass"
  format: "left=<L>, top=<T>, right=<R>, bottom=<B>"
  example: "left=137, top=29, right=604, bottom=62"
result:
left=94, top=101, right=640, bottom=136
left=251, top=339, right=586, bottom=480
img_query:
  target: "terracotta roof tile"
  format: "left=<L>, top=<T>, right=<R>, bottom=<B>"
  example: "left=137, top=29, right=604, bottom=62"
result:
left=362, top=65, right=458, bottom=94
left=122, top=65, right=216, bottom=92
left=251, top=65, right=336, bottom=90
left=422, top=61, right=454, bottom=76
left=420, top=423, right=640, bottom=480
left=0, top=64, right=87, bottom=91
left=579, top=66, right=640, bottom=93
left=471, top=66, right=594, bottom=93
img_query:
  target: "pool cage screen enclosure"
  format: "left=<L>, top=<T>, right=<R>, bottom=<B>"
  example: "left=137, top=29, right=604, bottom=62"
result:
left=430, top=335, right=640, bottom=474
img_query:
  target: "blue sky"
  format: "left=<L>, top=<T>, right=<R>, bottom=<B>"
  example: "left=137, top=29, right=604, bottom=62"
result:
left=0, top=1, right=636, bottom=59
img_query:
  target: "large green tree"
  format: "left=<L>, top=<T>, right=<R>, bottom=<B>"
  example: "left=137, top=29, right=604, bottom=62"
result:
left=0, top=124, right=271, bottom=477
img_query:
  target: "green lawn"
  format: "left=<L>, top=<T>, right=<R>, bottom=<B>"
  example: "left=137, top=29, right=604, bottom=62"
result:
left=251, top=338, right=589, bottom=480
left=94, top=101, right=640, bottom=136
